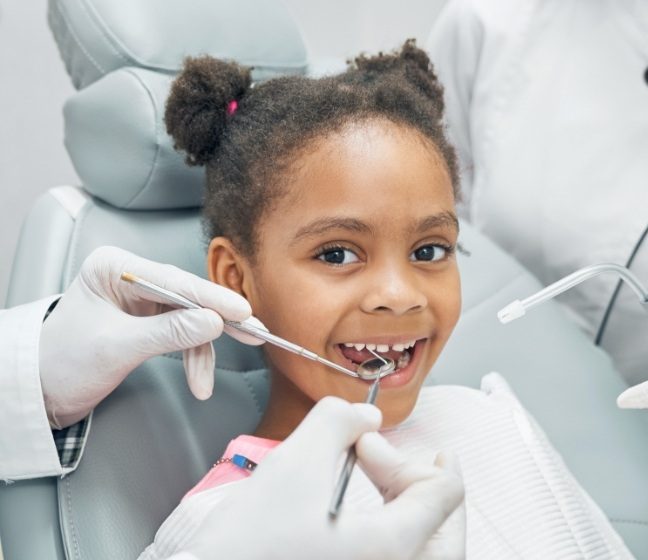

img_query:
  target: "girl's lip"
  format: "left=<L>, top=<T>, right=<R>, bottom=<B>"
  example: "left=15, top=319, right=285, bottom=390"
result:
left=333, top=339, right=427, bottom=388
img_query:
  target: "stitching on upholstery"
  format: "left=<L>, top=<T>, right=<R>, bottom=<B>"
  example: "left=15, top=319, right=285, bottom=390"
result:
left=55, top=1, right=106, bottom=76
left=70, top=0, right=307, bottom=74
left=62, top=476, right=82, bottom=560
left=123, top=69, right=161, bottom=208
left=240, top=370, right=265, bottom=415
left=61, top=201, right=93, bottom=289
left=79, top=0, right=129, bottom=65
left=55, top=2, right=308, bottom=81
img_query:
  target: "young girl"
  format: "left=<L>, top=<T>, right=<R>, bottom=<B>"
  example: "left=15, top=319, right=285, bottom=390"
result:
left=142, top=41, right=632, bottom=558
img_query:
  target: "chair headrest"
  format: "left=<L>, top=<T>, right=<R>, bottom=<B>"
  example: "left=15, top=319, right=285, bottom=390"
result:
left=63, top=68, right=207, bottom=209
left=50, top=0, right=308, bottom=210
left=48, top=0, right=308, bottom=89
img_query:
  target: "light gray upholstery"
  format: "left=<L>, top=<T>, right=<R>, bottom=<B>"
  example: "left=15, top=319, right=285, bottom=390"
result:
left=3, top=194, right=648, bottom=558
left=63, top=68, right=206, bottom=209
left=48, top=0, right=308, bottom=90
left=1, top=1, right=647, bottom=558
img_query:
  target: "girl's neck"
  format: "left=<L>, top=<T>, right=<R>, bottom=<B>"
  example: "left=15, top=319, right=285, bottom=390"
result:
left=254, top=370, right=314, bottom=441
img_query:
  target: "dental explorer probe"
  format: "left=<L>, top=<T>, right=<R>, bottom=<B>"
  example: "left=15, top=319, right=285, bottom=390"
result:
left=329, top=350, right=396, bottom=518
left=498, top=262, right=648, bottom=324
left=121, top=271, right=398, bottom=518
left=120, top=271, right=368, bottom=379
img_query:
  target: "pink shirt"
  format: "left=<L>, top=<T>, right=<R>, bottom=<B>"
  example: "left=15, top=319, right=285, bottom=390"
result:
left=183, top=435, right=280, bottom=500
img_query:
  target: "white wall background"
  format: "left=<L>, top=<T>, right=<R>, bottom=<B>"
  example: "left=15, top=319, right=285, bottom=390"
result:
left=0, top=0, right=78, bottom=305
left=0, top=0, right=447, bottom=305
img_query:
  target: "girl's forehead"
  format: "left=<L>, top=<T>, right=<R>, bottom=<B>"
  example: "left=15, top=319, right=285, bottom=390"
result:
left=275, top=121, right=455, bottom=221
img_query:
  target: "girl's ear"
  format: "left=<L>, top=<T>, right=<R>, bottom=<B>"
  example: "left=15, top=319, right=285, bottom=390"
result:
left=207, top=237, right=252, bottom=299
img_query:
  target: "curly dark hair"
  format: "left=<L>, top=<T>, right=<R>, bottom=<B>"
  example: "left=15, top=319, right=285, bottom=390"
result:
left=165, top=39, right=459, bottom=259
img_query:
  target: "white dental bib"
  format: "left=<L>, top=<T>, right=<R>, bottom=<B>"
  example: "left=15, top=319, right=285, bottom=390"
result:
left=140, top=373, right=632, bottom=559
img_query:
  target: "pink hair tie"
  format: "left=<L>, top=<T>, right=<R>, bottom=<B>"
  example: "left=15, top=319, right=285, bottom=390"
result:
left=226, top=100, right=238, bottom=115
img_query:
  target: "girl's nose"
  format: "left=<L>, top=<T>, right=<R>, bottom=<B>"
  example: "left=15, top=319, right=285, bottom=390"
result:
left=360, top=265, right=427, bottom=316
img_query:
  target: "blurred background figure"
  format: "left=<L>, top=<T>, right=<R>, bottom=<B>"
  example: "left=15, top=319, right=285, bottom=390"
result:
left=427, top=0, right=648, bottom=386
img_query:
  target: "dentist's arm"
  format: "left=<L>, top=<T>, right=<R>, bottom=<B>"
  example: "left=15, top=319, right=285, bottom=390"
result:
left=0, top=246, right=261, bottom=480
left=146, top=398, right=465, bottom=560
left=39, top=246, right=262, bottom=429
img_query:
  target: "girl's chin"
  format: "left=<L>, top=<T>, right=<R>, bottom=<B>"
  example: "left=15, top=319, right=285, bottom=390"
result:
left=377, top=399, right=418, bottom=428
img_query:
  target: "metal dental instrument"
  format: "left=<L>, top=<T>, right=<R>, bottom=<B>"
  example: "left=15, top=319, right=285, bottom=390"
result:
left=121, top=271, right=401, bottom=517
left=498, top=263, right=648, bottom=324
left=120, top=271, right=365, bottom=378
left=329, top=349, right=396, bottom=518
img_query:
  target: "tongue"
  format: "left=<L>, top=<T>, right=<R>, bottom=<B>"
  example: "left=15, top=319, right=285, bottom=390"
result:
left=339, top=345, right=405, bottom=364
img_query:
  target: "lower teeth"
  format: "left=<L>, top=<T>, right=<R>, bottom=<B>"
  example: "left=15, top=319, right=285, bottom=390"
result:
left=396, top=349, right=412, bottom=370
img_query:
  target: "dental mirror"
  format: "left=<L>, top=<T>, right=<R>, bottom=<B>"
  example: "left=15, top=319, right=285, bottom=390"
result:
left=356, top=356, right=396, bottom=380
left=329, top=352, right=395, bottom=518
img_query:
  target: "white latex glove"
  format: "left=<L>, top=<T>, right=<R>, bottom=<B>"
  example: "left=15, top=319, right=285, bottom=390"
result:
left=356, top=433, right=466, bottom=559
left=40, top=246, right=264, bottom=428
left=177, top=397, right=465, bottom=560
left=617, top=380, right=648, bottom=409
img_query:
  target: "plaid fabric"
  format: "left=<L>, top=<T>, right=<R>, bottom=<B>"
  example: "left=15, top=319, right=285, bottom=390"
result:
left=43, top=298, right=59, bottom=321
left=52, top=417, right=89, bottom=470
left=44, top=297, right=89, bottom=470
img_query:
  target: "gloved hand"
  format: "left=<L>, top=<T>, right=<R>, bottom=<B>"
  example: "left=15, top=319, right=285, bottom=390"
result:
left=176, top=397, right=465, bottom=560
left=40, top=246, right=264, bottom=428
left=617, top=380, right=648, bottom=409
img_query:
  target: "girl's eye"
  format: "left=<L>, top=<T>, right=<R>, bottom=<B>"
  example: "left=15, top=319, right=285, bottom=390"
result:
left=411, top=244, right=450, bottom=262
left=317, top=247, right=360, bottom=265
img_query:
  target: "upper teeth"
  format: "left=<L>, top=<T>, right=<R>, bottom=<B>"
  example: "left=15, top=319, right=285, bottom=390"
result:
left=343, top=340, right=417, bottom=351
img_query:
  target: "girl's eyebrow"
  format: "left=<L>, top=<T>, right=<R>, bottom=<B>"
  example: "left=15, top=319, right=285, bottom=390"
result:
left=291, top=217, right=374, bottom=244
left=414, top=211, right=460, bottom=234
left=292, top=212, right=459, bottom=244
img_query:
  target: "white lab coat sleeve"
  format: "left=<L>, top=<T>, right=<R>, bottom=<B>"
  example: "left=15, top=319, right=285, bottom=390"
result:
left=426, top=0, right=484, bottom=216
left=0, top=295, right=75, bottom=480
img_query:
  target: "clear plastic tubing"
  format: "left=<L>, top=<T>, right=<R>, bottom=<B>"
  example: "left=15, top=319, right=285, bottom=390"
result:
left=498, top=263, right=648, bottom=324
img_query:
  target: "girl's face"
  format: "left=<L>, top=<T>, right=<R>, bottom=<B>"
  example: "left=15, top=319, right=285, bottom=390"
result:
left=209, top=120, right=461, bottom=429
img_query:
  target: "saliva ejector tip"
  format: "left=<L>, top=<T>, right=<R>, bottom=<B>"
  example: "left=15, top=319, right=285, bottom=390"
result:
left=497, top=300, right=526, bottom=324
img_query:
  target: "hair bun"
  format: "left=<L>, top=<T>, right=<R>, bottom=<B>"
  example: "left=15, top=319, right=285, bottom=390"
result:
left=165, top=55, right=251, bottom=166
left=352, top=39, right=442, bottom=113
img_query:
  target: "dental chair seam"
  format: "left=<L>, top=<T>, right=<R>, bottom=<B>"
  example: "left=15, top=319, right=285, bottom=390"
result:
left=81, top=2, right=309, bottom=73
left=122, top=69, right=162, bottom=209
left=240, top=370, right=264, bottom=415
left=79, top=0, right=129, bottom=66
left=53, top=1, right=106, bottom=78
left=61, top=476, right=82, bottom=560
left=57, top=1, right=308, bottom=82
left=62, top=200, right=93, bottom=290
left=49, top=186, right=90, bottom=219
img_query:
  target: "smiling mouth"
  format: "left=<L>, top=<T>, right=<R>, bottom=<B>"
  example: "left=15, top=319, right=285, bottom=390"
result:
left=336, top=339, right=422, bottom=375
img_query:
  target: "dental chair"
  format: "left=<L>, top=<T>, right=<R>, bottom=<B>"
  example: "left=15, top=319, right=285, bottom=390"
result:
left=1, top=1, right=647, bottom=558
